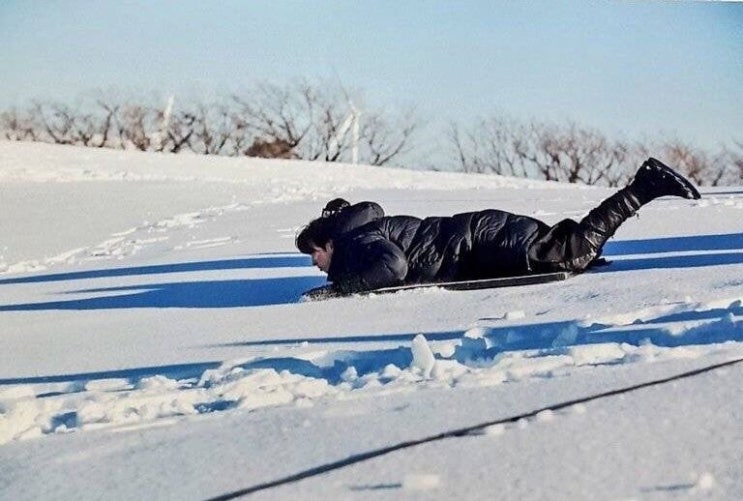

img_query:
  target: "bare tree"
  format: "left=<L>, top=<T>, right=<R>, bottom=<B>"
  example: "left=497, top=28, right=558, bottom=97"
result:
left=188, top=103, right=238, bottom=155
left=450, top=116, right=527, bottom=176
left=635, top=139, right=740, bottom=187
left=732, top=140, right=743, bottom=183
left=537, top=122, right=630, bottom=186
left=452, top=115, right=630, bottom=185
left=26, top=101, right=112, bottom=147
left=164, top=110, right=196, bottom=153
left=92, top=101, right=118, bottom=148
left=32, top=102, right=77, bottom=145
left=0, top=108, right=38, bottom=141
left=232, top=81, right=314, bottom=159
left=361, top=109, right=418, bottom=165
left=68, top=102, right=116, bottom=148
left=117, top=104, right=154, bottom=151
left=230, top=81, right=418, bottom=165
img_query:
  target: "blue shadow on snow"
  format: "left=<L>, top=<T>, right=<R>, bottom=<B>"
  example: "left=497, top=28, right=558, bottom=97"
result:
left=603, top=232, right=743, bottom=256
left=596, top=232, right=743, bottom=273
left=0, top=255, right=310, bottom=285
left=598, top=252, right=743, bottom=273
left=0, top=276, right=326, bottom=311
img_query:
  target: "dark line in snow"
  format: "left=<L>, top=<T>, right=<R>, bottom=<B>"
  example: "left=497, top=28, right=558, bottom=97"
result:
left=204, top=356, right=743, bottom=500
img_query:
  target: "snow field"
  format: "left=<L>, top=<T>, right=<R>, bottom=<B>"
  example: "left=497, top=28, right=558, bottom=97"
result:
left=0, top=141, right=741, bottom=499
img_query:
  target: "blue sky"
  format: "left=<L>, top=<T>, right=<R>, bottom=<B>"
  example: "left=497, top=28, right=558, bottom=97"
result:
left=1, top=1, right=741, bottom=160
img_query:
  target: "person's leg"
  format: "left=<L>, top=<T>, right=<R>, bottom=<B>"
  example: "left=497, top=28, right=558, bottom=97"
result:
left=527, top=158, right=700, bottom=273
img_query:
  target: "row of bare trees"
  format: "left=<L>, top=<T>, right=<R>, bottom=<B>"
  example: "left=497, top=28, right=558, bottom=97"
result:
left=1, top=83, right=740, bottom=185
left=0, top=81, right=417, bottom=167
left=450, top=115, right=742, bottom=186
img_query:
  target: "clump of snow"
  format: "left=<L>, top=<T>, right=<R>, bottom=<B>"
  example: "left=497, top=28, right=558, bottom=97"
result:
left=571, top=404, right=588, bottom=415
left=483, top=423, right=506, bottom=436
left=455, top=328, right=492, bottom=363
left=535, top=409, right=555, bottom=423
left=410, top=334, right=436, bottom=378
left=568, top=343, right=627, bottom=366
left=402, top=473, right=441, bottom=491
left=505, top=310, right=526, bottom=320
left=135, top=375, right=180, bottom=391
left=694, top=472, right=716, bottom=491
left=85, top=379, right=131, bottom=392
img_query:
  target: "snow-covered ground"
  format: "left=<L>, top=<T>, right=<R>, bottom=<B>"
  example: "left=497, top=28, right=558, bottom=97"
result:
left=1, top=141, right=741, bottom=500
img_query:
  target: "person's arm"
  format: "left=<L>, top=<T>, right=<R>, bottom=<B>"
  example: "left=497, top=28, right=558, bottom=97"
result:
left=330, top=238, right=408, bottom=294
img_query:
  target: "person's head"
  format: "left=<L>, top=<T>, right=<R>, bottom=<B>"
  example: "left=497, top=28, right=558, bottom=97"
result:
left=296, top=217, right=335, bottom=273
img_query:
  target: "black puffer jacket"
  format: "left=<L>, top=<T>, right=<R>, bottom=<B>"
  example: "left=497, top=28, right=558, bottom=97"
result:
left=326, top=204, right=550, bottom=293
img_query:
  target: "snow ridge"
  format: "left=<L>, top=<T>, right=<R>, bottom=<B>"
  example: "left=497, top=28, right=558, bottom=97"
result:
left=2, top=298, right=740, bottom=445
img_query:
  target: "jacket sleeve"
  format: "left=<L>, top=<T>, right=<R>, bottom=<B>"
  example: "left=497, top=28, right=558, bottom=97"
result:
left=330, top=238, right=408, bottom=294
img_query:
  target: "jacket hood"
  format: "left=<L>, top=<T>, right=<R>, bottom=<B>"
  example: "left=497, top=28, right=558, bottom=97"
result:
left=328, top=201, right=384, bottom=238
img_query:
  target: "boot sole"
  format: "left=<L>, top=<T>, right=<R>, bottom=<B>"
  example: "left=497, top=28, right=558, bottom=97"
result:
left=647, top=157, right=702, bottom=200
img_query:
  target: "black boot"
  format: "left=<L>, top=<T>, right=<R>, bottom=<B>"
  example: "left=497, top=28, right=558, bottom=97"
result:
left=629, top=157, right=701, bottom=203
left=576, top=157, right=701, bottom=260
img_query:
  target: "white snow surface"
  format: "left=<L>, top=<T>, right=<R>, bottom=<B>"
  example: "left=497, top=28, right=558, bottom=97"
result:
left=1, top=141, right=742, bottom=500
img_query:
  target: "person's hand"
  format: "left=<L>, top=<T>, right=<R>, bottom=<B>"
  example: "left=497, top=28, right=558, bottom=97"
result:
left=300, top=284, right=339, bottom=301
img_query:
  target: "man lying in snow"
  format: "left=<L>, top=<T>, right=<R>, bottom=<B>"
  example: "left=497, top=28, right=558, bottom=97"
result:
left=296, top=158, right=701, bottom=296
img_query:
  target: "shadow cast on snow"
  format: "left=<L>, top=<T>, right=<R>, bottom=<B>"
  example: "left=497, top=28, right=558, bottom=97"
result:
left=5, top=301, right=740, bottom=389
left=0, top=276, right=326, bottom=311
left=0, top=255, right=311, bottom=285
left=596, top=232, right=743, bottom=273
left=603, top=232, right=743, bottom=256
left=598, top=252, right=743, bottom=273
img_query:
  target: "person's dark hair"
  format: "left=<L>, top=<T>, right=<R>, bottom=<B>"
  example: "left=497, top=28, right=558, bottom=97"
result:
left=322, top=198, right=350, bottom=218
left=295, top=217, right=335, bottom=254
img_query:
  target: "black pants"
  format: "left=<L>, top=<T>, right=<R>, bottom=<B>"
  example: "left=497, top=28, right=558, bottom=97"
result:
left=526, top=219, right=601, bottom=273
